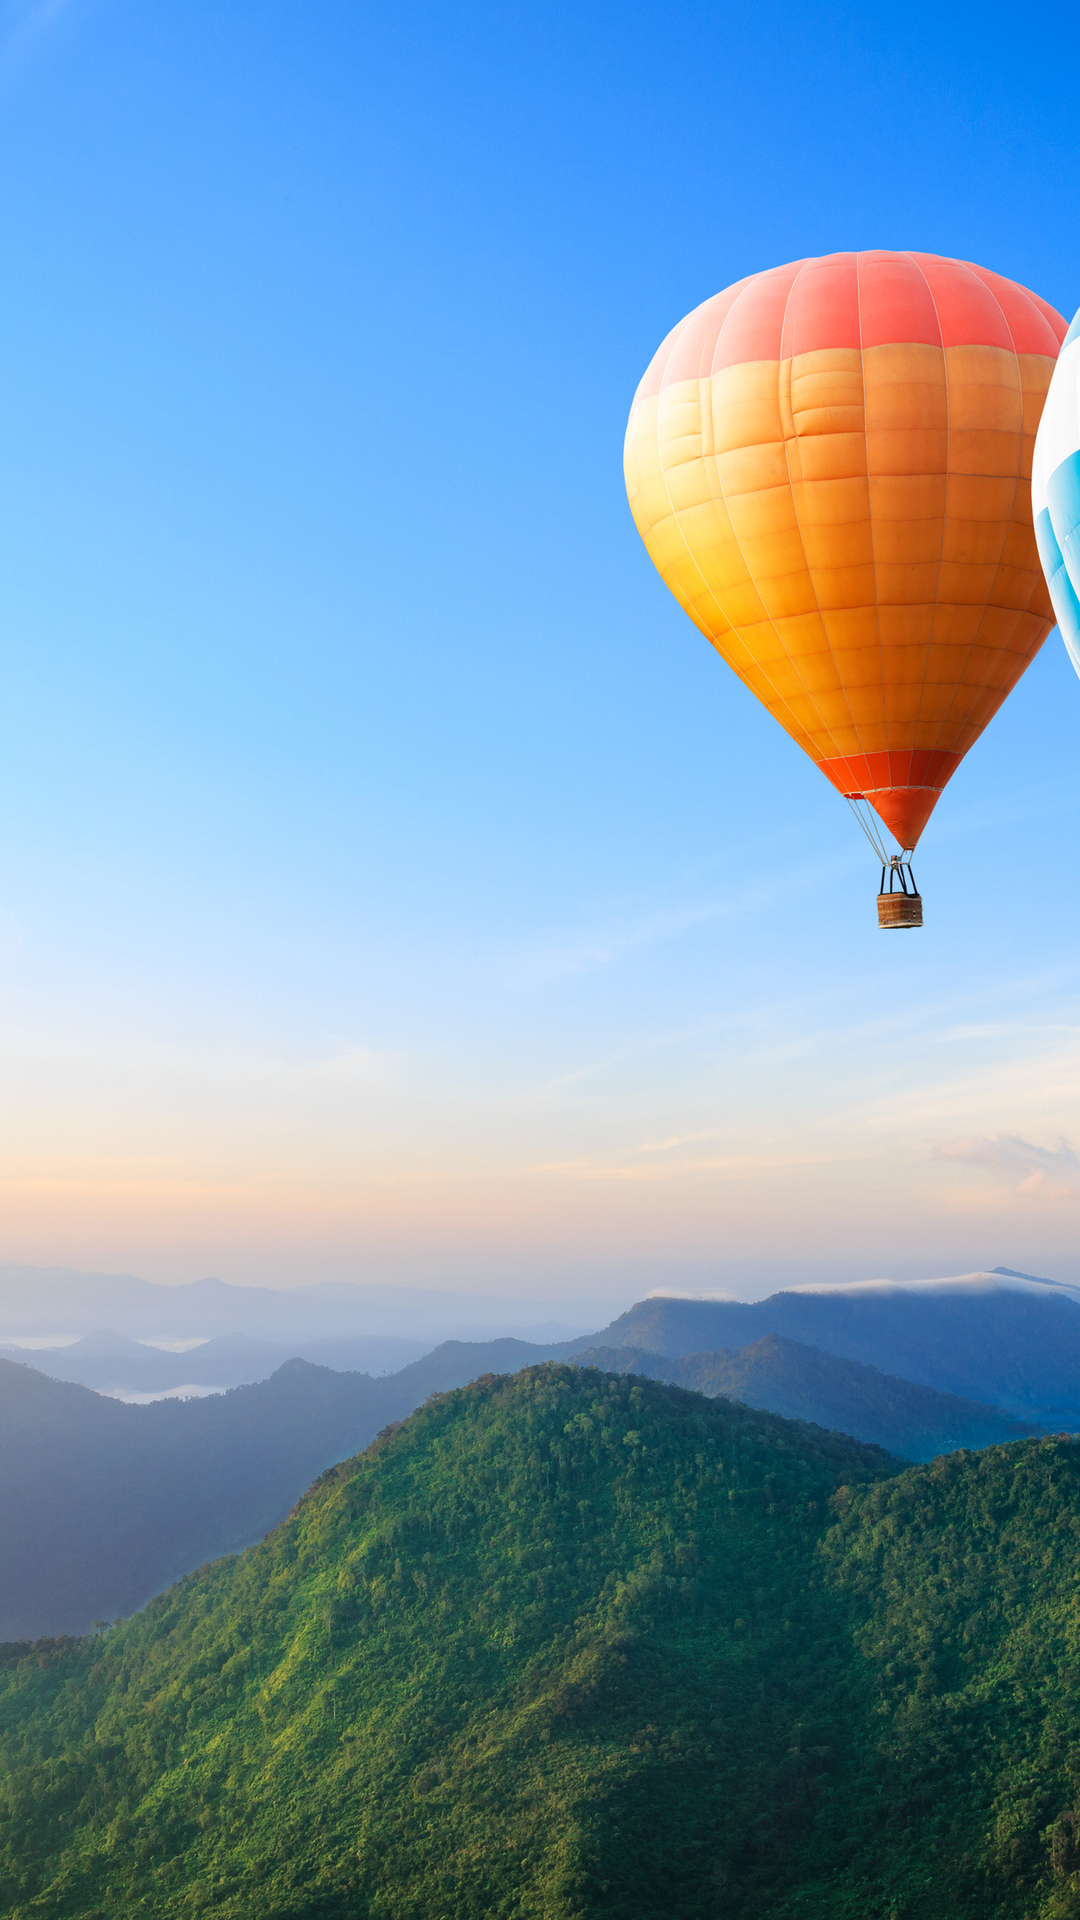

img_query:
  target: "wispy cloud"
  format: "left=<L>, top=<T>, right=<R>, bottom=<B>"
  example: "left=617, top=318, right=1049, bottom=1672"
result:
left=511, top=896, right=742, bottom=985
left=505, top=846, right=862, bottom=988
left=935, top=1133, right=1080, bottom=1197
left=638, top=1128, right=727, bottom=1154
left=530, top=1143, right=856, bottom=1185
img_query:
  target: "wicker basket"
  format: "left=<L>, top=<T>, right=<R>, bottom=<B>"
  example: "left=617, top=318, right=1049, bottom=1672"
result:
left=878, top=890, right=923, bottom=929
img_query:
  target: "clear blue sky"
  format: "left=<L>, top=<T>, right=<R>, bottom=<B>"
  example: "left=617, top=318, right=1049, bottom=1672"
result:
left=0, top=0, right=1079, bottom=1312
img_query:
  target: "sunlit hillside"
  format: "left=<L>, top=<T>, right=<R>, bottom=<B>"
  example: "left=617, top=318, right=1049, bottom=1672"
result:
left=3, top=1367, right=1080, bottom=1917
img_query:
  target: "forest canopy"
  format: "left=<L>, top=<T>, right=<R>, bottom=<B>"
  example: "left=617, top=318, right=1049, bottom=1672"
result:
left=0, top=1365, right=1079, bottom=1918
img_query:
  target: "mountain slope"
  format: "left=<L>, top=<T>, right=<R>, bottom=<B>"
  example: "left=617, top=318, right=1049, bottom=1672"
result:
left=5, top=1368, right=1080, bottom=1914
left=578, top=1335, right=1047, bottom=1460
left=815, top=1437, right=1080, bottom=1916
left=0, top=1366, right=893, bottom=1918
left=0, top=1308, right=1058, bottom=1648
left=602, top=1283, right=1080, bottom=1422
left=0, top=1321, right=1048, bottom=1642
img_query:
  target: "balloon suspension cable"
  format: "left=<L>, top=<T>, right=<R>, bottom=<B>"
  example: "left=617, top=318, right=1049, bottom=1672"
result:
left=845, top=796, right=891, bottom=864
left=846, top=797, right=923, bottom=927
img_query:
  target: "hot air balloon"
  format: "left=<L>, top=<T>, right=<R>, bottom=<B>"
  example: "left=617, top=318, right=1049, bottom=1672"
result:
left=624, top=252, right=1066, bottom=927
left=1033, top=306, right=1080, bottom=679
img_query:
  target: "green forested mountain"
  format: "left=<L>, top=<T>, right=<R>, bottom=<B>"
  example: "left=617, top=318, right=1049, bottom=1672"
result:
left=3, top=1364, right=1080, bottom=1918
left=0, top=1323, right=1058, bottom=1643
left=578, top=1334, right=1046, bottom=1460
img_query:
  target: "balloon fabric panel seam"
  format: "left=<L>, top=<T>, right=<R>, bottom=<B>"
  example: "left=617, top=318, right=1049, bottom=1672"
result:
left=779, top=262, right=868, bottom=760
left=707, top=273, right=856, bottom=764
left=671, top=285, right=848, bottom=765
left=907, top=268, right=1035, bottom=772
left=648, top=327, right=736, bottom=645
left=924, top=304, right=1027, bottom=760
left=898, top=253, right=953, bottom=789
left=646, top=341, right=816, bottom=756
left=854, top=254, right=895, bottom=771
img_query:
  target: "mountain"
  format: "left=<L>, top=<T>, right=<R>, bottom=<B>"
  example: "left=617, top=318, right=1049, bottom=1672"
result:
left=0, top=1262, right=598, bottom=1344
left=578, top=1334, right=1048, bottom=1460
left=0, top=1331, right=430, bottom=1395
left=602, top=1275, right=1080, bottom=1423
left=0, top=1317, right=1055, bottom=1640
left=0, top=1366, right=893, bottom=1918
left=0, top=1337, right=576, bottom=1636
left=2, top=1367, right=1080, bottom=1916
left=373, top=1332, right=580, bottom=1403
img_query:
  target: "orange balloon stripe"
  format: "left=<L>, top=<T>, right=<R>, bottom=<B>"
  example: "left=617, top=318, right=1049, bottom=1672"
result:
left=624, top=252, right=1067, bottom=847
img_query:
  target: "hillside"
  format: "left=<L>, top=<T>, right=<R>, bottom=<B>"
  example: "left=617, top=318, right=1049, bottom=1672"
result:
left=604, top=1282, right=1080, bottom=1422
left=3, top=1374, right=1080, bottom=1914
left=0, top=1366, right=894, bottom=1918
left=578, top=1335, right=1047, bottom=1460
left=1, top=1320, right=1056, bottom=1641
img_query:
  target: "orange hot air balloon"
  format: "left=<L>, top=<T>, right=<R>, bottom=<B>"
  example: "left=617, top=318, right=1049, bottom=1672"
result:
left=624, top=252, right=1067, bottom=926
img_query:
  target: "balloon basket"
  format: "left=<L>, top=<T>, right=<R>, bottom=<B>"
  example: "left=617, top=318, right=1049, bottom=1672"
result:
left=878, top=890, right=922, bottom=928
left=878, top=859, right=922, bottom=929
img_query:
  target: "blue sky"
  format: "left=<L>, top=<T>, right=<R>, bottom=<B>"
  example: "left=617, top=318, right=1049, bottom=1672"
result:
left=0, top=0, right=1079, bottom=1312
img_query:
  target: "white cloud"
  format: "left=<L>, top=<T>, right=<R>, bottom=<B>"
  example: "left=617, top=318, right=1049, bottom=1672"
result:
left=638, top=1128, right=727, bottom=1154
left=935, top=1133, right=1080, bottom=1197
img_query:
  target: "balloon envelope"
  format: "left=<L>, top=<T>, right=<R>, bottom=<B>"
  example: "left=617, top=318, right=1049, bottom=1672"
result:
left=625, top=253, right=1066, bottom=848
left=1033, top=307, right=1080, bottom=680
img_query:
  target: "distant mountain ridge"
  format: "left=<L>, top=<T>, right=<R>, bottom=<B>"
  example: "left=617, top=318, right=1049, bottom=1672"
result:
left=577, top=1334, right=1047, bottom=1461
left=0, top=1263, right=594, bottom=1343
left=603, top=1280, right=1080, bottom=1423
left=0, top=1336, right=577, bottom=1636
left=6, top=1267, right=1080, bottom=1641
left=0, top=1296, right=1066, bottom=1639
left=0, top=1330, right=429, bottom=1393
left=0, top=1358, right=390, bottom=1639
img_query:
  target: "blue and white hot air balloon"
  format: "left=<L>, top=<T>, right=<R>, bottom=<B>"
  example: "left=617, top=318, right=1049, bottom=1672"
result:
left=1033, top=308, right=1080, bottom=678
